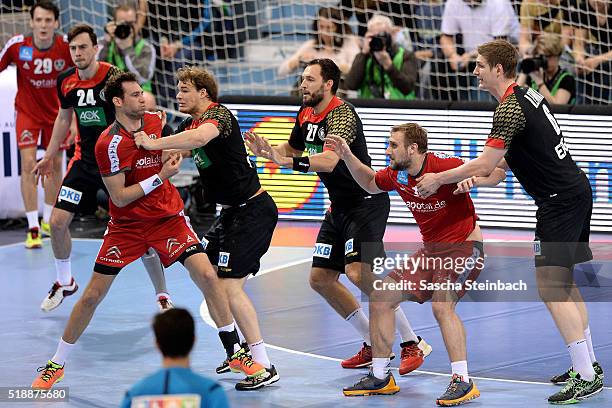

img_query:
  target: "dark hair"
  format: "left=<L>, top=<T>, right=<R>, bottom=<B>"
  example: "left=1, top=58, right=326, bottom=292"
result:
left=30, top=1, right=59, bottom=20
left=153, top=308, right=195, bottom=358
left=477, top=39, right=518, bottom=79
left=312, top=7, right=352, bottom=50
left=306, top=58, right=341, bottom=94
left=67, top=23, right=97, bottom=45
left=176, top=66, right=219, bottom=102
left=391, top=123, right=428, bottom=153
left=104, top=71, right=138, bottom=104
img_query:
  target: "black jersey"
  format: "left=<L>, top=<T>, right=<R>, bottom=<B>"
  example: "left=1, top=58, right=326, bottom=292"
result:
left=485, top=84, right=588, bottom=203
left=57, top=62, right=120, bottom=166
left=288, top=96, right=378, bottom=206
left=179, top=103, right=261, bottom=206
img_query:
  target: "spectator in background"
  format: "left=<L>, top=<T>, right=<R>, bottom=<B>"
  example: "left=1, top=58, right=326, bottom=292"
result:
left=344, top=14, right=418, bottom=99
left=278, top=7, right=359, bottom=77
left=120, top=309, right=229, bottom=408
left=565, top=0, right=612, bottom=104
left=98, top=3, right=157, bottom=110
left=106, top=0, right=148, bottom=35
left=339, top=0, right=415, bottom=38
left=438, top=0, right=520, bottom=100
left=518, top=0, right=571, bottom=57
left=517, top=33, right=576, bottom=104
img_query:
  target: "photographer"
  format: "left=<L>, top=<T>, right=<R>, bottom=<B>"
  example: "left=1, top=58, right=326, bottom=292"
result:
left=344, top=14, right=418, bottom=99
left=517, top=33, right=576, bottom=104
left=98, top=4, right=157, bottom=109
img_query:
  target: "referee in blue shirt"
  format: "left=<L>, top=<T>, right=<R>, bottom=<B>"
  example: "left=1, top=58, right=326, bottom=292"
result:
left=120, top=308, right=229, bottom=408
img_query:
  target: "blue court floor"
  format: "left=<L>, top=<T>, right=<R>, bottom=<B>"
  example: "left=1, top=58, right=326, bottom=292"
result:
left=1, top=238, right=611, bottom=407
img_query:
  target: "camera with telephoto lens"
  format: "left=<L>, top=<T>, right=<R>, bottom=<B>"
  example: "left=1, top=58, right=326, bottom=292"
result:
left=114, top=22, right=133, bottom=40
left=521, top=55, right=548, bottom=74
left=369, top=32, right=392, bottom=52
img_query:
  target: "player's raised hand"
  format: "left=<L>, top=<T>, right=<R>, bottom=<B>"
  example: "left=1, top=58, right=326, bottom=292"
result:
left=32, top=156, right=53, bottom=187
left=135, top=131, right=155, bottom=150
left=159, top=153, right=182, bottom=180
left=156, top=110, right=167, bottom=129
left=416, top=173, right=441, bottom=198
left=325, top=135, right=351, bottom=160
left=244, top=131, right=263, bottom=156
left=453, top=176, right=477, bottom=195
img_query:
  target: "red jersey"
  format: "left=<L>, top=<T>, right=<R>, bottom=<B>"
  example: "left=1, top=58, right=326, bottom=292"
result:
left=0, top=33, right=73, bottom=126
left=95, top=112, right=184, bottom=221
left=374, top=152, right=477, bottom=243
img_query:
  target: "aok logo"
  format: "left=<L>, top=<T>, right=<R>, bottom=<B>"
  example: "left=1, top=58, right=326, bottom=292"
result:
left=76, top=107, right=106, bottom=126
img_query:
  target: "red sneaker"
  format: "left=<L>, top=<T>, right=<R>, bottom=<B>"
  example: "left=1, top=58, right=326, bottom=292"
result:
left=341, top=342, right=372, bottom=369
left=399, top=336, right=432, bottom=375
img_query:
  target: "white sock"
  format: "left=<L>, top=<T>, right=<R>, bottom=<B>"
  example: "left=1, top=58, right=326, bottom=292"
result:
left=584, top=326, right=596, bottom=364
left=235, top=321, right=246, bottom=344
left=345, top=308, right=371, bottom=345
left=451, top=360, right=469, bottom=382
left=372, top=357, right=391, bottom=379
left=26, top=211, right=40, bottom=230
left=567, top=339, right=595, bottom=381
left=249, top=340, right=271, bottom=369
left=395, top=306, right=418, bottom=343
left=156, top=291, right=170, bottom=299
left=55, top=258, right=72, bottom=286
left=51, top=338, right=75, bottom=366
left=43, top=203, right=54, bottom=224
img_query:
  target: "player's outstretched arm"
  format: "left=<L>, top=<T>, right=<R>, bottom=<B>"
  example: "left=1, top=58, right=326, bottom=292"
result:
left=32, top=107, right=74, bottom=185
left=136, top=123, right=219, bottom=150
left=244, top=131, right=301, bottom=167
left=453, top=167, right=507, bottom=195
left=417, top=146, right=507, bottom=198
left=325, top=135, right=382, bottom=193
left=102, top=153, right=182, bottom=208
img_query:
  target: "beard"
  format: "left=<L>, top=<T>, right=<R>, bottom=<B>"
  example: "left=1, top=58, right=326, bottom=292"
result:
left=390, top=157, right=411, bottom=171
left=303, top=86, right=325, bottom=107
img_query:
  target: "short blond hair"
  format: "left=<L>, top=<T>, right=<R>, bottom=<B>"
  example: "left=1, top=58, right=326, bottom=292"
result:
left=477, top=39, right=519, bottom=79
left=176, top=66, right=218, bottom=102
left=534, top=33, right=564, bottom=57
left=391, top=123, right=428, bottom=153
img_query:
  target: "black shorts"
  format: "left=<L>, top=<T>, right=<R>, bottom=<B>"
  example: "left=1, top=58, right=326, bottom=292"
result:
left=203, top=191, right=278, bottom=279
left=54, top=160, right=106, bottom=214
left=312, top=193, right=390, bottom=272
left=534, top=185, right=593, bottom=268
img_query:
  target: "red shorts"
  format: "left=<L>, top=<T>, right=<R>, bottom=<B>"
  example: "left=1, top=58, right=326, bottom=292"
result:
left=94, top=212, right=203, bottom=274
left=16, top=112, right=70, bottom=150
left=387, top=241, right=484, bottom=303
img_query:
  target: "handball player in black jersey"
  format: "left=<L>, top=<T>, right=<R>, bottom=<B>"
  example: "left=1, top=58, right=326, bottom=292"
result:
left=416, top=39, right=603, bottom=404
left=32, top=24, right=172, bottom=314
left=135, top=66, right=279, bottom=390
left=245, top=59, right=431, bottom=374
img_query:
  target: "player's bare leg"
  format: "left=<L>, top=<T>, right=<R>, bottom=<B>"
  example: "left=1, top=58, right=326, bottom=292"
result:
left=20, top=146, right=42, bottom=248
left=309, top=267, right=360, bottom=317
left=343, top=277, right=401, bottom=396
left=41, top=152, right=64, bottom=231
left=32, top=272, right=116, bottom=389
left=140, top=248, right=173, bottom=310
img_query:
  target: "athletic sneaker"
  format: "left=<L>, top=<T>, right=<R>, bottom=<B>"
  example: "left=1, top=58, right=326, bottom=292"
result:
left=341, top=342, right=395, bottom=369
left=217, top=342, right=249, bottom=374
left=551, top=362, right=604, bottom=385
left=32, top=360, right=64, bottom=389
left=40, top=220, right=51, bottom=237
left=235, top=365, right=280, bottom=391
left=436, top=374, right=480, bottom=406
left=343, top=370, right=400, bottom=396
left=25, top=227, right=42, bottom=249
left=399, top=336, right=432, bottom=375
left=40, top=278, right=79, bottom=312
left=228, top=347, right=266, bottom=378
left=548, top=371, right=603, bottom=404
left=156, top=294, right=174, bottom=311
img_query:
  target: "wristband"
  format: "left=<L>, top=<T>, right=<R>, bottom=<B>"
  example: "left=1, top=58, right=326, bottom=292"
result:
left=292, top=156, right=310, bottom=173
left=139, top=174, right=163, bottom=195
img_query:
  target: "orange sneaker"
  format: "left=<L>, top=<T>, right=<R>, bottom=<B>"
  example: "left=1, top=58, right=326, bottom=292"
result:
left=228, top=348, right=266, bottom=378
left=32, top=360, right=64, bottom=389
left=341, top=342, right=372, bottom=369
left=399, top=336, right=432, bottom=375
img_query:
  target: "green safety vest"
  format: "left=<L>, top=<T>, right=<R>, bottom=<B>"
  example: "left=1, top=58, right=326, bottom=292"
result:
left=530, top=71, right=575, bottom=104
left=106, top=39, right=153, bottom=93
left=360, top=47, right=416, bottom=100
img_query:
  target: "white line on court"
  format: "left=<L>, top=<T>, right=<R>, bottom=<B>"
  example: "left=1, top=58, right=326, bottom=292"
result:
left=200, top=255, right=612, bottom=390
